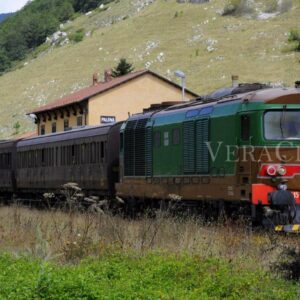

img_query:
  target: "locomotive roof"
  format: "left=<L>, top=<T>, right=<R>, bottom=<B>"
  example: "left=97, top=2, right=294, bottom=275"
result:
left=238, top=87, right=300, bottom=104
left=17, top=124, right=114, bottom=147
left=123, top=87, right=300, bottom=125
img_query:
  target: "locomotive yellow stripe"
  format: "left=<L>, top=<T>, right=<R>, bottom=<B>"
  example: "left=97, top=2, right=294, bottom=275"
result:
left=275, top=225, right=284, bottom=232
left=292, top=224, right=300, bottom=232
left=274, top=224, right=300, bottom=233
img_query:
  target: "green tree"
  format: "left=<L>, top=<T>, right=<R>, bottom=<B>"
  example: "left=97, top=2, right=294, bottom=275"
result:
left=13, top=121, right=21, bottom=135
left=111, top=58, right=134, bottom=78
left=0, top=48, right=11, bottom=73
left=3, top=30, right=27, bottom=60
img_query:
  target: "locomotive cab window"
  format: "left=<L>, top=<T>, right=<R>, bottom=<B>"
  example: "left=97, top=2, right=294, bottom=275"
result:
left=241, top=115, right=250, bottom=141
left=264, top=110, right=300, bottom=140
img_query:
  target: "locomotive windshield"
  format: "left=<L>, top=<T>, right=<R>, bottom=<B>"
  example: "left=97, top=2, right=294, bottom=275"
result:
left=264, top=110, right=300, bottom=140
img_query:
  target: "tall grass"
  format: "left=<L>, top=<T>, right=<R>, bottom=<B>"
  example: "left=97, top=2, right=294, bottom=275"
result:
left=0, top=204, right=297, bottom=265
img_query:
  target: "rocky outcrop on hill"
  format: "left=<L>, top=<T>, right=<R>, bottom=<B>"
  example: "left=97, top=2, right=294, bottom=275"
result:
left=220, top=0, right=293, bottom=19
left=177, top=0, right=209, bottom=3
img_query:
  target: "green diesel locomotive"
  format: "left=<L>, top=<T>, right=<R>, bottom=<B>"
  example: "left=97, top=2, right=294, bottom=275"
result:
left=117, top=83, right=300, bottom=232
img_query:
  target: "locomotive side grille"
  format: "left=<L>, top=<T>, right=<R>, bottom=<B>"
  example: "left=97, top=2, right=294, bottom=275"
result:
left=134, top=118, right=148, bottom=176
left=145, top=126, right=153, bottom=177
left=183, top=121, right=195, bottom=174
left=124, top=120, right=137, bottom=176
left=196, top=118, right=209, bottom=174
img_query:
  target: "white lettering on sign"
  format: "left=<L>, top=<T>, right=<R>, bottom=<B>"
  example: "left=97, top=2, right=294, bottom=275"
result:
left=101, top=116, right=116, bottom=124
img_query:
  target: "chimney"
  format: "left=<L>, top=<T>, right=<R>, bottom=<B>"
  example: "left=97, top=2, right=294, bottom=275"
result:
left=104, top=69, right=113, bottom=82
left=295, top=81, right=300, bottom=89
left=92, top=73, right=98, bottom=85
left=231, top=75, right=239, bottom=88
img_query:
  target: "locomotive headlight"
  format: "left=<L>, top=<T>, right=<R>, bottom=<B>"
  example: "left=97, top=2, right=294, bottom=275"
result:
left=266, top=165, right=277, bottom=176
left=277, top=166, right=287, bottom=176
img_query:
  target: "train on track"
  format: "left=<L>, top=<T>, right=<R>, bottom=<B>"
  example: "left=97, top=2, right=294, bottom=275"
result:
left=1, top=82, right=300, bottom=233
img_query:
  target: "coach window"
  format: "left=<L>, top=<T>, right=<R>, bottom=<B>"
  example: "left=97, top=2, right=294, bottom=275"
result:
left=81, top=144, right=86, bottom=164
left=91, top=142, right=96, bottom=163
left=241, top=115, right=250, bottom=141
left=100, top=141, right=105, bottom=160
left=34, top=150, right=38, bottom=167
left=172, top=128, right=180, bottom=145
left=64, top=119, right=69, bottom=131
left=40, top=125, right=45, bottom=135
left=153, top=131, right=161, bottom=147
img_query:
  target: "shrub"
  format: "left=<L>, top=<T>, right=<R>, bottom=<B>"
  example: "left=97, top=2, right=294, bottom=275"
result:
left=69, top=29, right=85, bottom=43
left=288, top=29, right=300, bottom=51
left=273, top=245, right=300, bottom=281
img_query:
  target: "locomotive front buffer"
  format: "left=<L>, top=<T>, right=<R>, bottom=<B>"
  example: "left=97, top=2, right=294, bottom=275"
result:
left=253, top=165, right=300, bottom=233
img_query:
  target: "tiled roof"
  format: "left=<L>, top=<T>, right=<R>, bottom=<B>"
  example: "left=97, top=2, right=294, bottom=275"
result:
left=28, top=70, right=198, bottom=114
left=14, top=131, right=37, bottom=140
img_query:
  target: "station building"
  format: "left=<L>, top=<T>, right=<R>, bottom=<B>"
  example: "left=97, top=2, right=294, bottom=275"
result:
left=28, top=69, right=198, bottom=135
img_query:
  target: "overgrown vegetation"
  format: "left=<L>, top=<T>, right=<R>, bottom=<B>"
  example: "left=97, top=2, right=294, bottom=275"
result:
left=0, top=252, right=299, bottom=299
left=0, top=0, right=113, bottom=74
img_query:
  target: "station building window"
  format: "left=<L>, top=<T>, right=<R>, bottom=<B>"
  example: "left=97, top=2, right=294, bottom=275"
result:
left=40, top=125, right=45, bottom=135
left=77, top=116, right=83, bottom=126
left=52, top=122, right=56, bottom=133
left=64, top=119, right=69, bottom=131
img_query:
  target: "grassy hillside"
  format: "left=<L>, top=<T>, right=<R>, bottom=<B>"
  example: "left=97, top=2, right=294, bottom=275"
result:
left=0, top=0, right=299, bottom=137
